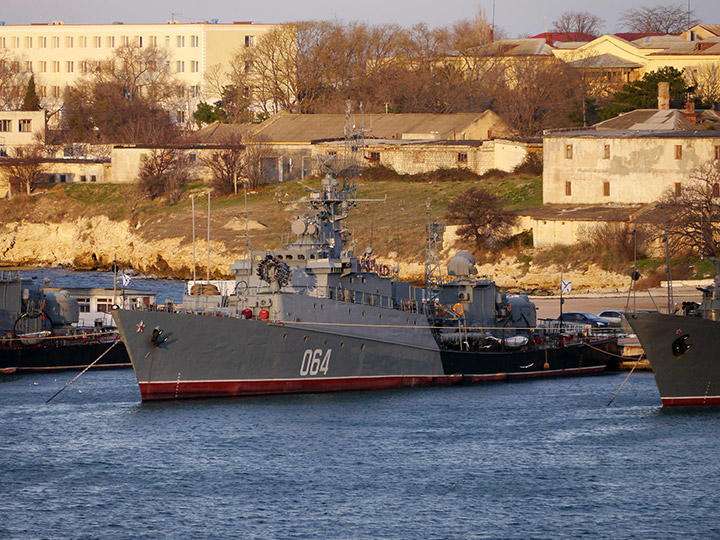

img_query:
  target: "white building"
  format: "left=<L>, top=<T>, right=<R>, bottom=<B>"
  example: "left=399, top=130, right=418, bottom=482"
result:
left=0, top=20, right=278, bottom=123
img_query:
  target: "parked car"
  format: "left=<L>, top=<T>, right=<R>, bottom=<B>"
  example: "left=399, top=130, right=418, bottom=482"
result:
left=557, top=312, right=610, bottom=328
left=597, top=310, right=626, bottom=327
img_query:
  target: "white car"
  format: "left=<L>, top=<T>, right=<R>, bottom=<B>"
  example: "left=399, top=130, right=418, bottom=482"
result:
left=597, top=310, right=625, bottom=327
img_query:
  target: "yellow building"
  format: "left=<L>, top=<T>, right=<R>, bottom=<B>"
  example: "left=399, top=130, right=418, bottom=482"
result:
left=0, top=20, right=278, bottom=123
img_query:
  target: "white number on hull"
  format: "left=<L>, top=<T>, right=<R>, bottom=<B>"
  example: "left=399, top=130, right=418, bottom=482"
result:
left=300, top=349, right=331, bottom=376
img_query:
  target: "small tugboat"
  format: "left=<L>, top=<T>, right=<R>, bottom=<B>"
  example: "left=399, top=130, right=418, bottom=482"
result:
left=0, top=271, right=130, bottom=373
left=628, top=259, right=720, bottom=406
left=112, top=174, right=617, bottom=401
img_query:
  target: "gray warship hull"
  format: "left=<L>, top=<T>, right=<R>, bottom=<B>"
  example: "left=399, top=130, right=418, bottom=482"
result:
left=628, top=312, right=720, bottom=406
left=114, top=307, right=613, bottom=401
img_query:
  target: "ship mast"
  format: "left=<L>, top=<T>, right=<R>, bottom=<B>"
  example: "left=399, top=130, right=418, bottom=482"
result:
left=424, top=200, right=445, bottom=306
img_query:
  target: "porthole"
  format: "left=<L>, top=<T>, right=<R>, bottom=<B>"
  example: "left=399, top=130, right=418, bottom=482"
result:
left=361, top=343, right=366, bottom=351
left=340, top=342, right=344, bottom=348
left=303, top=336, right=308, bottom=342
left=362, top=311, right=366, bottom=317
left=283, top=333, right=287, bottom=339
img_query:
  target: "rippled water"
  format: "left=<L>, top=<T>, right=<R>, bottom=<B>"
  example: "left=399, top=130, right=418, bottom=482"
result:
left=2, top=368, right=719, bottom=540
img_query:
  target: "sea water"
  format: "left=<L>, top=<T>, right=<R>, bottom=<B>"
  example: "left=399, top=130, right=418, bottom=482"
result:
left=1, top=269, right=719, bottom=539
left=1, top=369, right=719, bottom=539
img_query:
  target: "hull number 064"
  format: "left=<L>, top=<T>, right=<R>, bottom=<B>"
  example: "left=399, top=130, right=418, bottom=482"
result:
left=300, top=349, right=331, bottom=376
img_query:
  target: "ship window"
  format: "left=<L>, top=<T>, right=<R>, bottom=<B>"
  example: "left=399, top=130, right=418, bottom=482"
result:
left=298, top=255, right=305, bottom=260
left=286, top=255, right=293, bottom=260
left=283, top=333, right=287, bottom=339
left=320, top=304, right=324, bottom=310
left=303, top=336, right=308, bottom=342
left=361, top=311, right=365, bottom=317
left=277, top=255, right=283, bottom=260
left=361, top=344, right=365, bottom=351
left=340, top=342, right=344, bottom=347
left=361, top=278, right=366, bottom=283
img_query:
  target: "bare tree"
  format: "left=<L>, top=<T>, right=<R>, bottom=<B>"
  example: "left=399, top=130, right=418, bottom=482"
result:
left=200, top=134, right=246, bottom=195
left=552, top=11, right=605, bottom=37
left=494, top=57, right=583, bottom=136
left=619, top=3, right=698, bottom=34
left=689, top=63, right=720, bottom=106
left=657, top=163, right=720, bottom=258
left=0, top=50, right=28, bottom=110
left=446, top=186, right=518, bottom=250
left=0, top=144, right=48, bottom=195
left=136, top=147, right=191, bottom=203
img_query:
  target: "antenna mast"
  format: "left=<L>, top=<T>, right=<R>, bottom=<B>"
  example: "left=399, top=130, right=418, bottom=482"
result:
left=424, top=200, right=445, bottom=304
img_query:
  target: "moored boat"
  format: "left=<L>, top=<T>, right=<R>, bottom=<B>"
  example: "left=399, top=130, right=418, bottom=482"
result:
left=113, top=174, right=617, bottom=401
left=628, top=263, right=720, bottom=406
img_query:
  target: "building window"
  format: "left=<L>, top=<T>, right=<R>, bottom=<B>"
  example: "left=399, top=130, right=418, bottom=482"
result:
left=76, top=297, right=91, bottom=312
left=177, top=36, right=185, bottom=47
left=120, top=36, right=129, bottom=47
left=80, top=175, right=87, bottom=182
left=93, top=36, right=101, bottom=48
left=39, top=61, right=47, bottom=72
left=39, top=37, right=47, bottom=48
left=191, top=60, right=199, bottom=73
left=80, top=61, right=88, bottom=73
left=38, top=86, right=46, bottom=97
left=96, top=298, right=113, bottom=312
left=18, top=119, right=31, bottom=132
left=66, top=61, right=74, bottom=73
left=176, top=61, right=184, bottom=73
left=675, top=145, right=682, bottom=159
left=565, top=181, right=572, bottom=196
left=0, top=148, right=6, bottom=157
left=457, top=152, right=468, bottom=163
left=603, top=181, right=610, bottom=196
left=24, top=36, right=32, bottom=48
left=369, top=152, right=380, bottom=163
left=52, top=36, right=60, bottom=48
left=715, top=146, right=720, bottom=161
left=191, top=35, right=199, bottom=47
left=148, top=36, right=157, bottom=47
left=12, top=37, right=20, bottom=48
left=244, top=35, right=255, bottom=47
left=0, top=120, right=11, bottom=132
left=603, top=144, right=610, bottom=159
left=91, top=175, right=97, bottom=182
left=52, top=61, right=60, bottom=73
left=191, top=85, right=200, bottom=97
left=165, top=35, right=170, bottom=48
left=176, top=110, right=186, bottom=123
left=675, top=182, right=682, bottom=196
left=0, top=37, right=5, bottom=48
left=79, top=36, right=87, bottom=48
left=25, top=61, right=32, bottom=73
left=107, top=36, right=115, bottom=48
left=66, top=36, right=74, bottom=48
left=134, top=36, right=142, bottom=47
left=52, top=86, right=61, bottom=98
left=565, top=144, right=573, bottom=159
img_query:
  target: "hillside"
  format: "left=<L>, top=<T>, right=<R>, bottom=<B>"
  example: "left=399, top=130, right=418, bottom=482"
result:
left=0, top=174, right=633, bottom=291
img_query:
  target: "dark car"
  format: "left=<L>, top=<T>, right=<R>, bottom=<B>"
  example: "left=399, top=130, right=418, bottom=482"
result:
left=557, top=312, right=610, bottom=328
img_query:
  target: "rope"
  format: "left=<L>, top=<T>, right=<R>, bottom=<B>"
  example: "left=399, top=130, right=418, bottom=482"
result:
left=1, top=330, right=118, bottom=344
left=584, top=341, right=636, bottom=360
left=46, top=340, right=122, bottom=404
left=607, top=356, right=644, bottom=407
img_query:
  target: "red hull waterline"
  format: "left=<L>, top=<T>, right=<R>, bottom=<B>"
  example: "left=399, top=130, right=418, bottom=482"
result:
left=661, top=395, right=720, bottom=407
left=137, top=366, right=606, bottom=400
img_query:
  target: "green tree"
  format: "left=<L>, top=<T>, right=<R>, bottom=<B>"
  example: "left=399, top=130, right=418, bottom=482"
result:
left=193, top=101, right=228, bottom=128
left=21, top=75, right=41, bottom=111
left=599, top=67, right=694, bottom=120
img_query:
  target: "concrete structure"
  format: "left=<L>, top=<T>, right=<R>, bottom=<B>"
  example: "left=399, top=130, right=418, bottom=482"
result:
left=0, top=21, right=278, bottom=123
left=543, top=128, right=720, bottom=205
left=0, top=110, right=46, bottom=153
left=110, top=112, right=535, bottom=184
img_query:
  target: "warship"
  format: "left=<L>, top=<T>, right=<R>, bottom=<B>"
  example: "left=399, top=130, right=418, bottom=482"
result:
left=628, top=260, right=720, bottom=406
left=112, top=174, right=617, bottom=401
left=0, top=271, right=127, bottom=373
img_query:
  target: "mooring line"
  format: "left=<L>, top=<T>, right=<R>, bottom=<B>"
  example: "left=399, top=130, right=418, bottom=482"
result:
left=607, top=356, right=644, bottom=407
left=45, top=340, right=121, bottom=404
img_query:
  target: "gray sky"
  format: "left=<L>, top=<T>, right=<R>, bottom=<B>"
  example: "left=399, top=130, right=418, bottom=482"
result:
left=1, top=1, right=717, bottom=37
